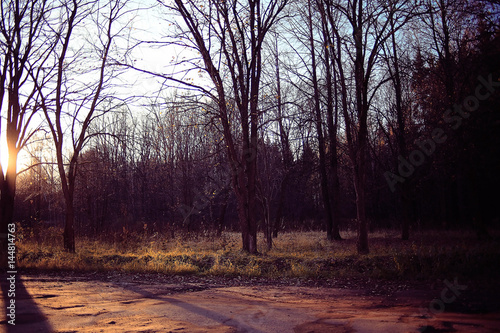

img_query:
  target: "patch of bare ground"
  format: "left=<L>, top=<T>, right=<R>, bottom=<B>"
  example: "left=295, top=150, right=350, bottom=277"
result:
left=1, top=271, right=500, bottom=333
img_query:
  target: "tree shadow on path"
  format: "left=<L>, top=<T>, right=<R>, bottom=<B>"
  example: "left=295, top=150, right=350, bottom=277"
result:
left=1, top=272, right=53, bottom=333
left=113, top=281, right=266, bottom=333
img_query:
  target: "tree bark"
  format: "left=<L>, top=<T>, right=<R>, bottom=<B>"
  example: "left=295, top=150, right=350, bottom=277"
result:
left=319, top=3, right=342, bottom=240
left=63, top=200, right=76, bottom=253
left=39, top=0, right=121, bottom=253
left=387, top=9, right=410, bottom=240
left=0, top=0, right=48, bottom=267
left=273, top=33, right=291, bottom=239
left=0, top=165, right=16, bottom=268
left=353, top=0, right=370, bottom=255
left=169, top=0, right=288, bottom=254
left=273, top=176, right=286, bottom=238
left=308, top=0, right=335, bottom=240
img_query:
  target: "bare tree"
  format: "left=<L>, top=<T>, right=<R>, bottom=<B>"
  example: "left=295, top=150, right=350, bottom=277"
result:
left=279, top=0, right=342, bottom=240
left=0, top=0, right=52, bottom=267
left=321, top=0, right=419, bottom=254
left=159, top=0, right=289, bottom=253
left=305, top=0, right=336, bottom=241
left=270, top=33, right=294, bottom=239
left=316, top=0, right=343, bottom=241
left=37, top=0, right=128, bottom=252
left=379, top=1, right=419, bottom=240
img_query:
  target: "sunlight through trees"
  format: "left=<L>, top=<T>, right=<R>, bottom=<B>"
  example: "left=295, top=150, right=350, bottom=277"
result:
left=1, top=0, right=499, bottom=259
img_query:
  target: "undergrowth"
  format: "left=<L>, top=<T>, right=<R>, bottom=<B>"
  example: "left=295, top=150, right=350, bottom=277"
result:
left=15, top=226, right=500, bottom=283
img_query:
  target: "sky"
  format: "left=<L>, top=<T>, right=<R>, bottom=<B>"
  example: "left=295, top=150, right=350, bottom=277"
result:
left=0, top=0, right=179, bottom=176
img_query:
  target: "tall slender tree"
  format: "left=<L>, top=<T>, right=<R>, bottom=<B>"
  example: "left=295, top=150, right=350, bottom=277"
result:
left=318, top=0, right=342, bottom=240
left=37, top=0, right=127, bottom=252
left=322, top=0, right=419, bottom=253
left=161, top=0, right=289, bottom=253
left=0, top=0, right=52, bottom=267
left=306, top=0, right=336, bottom=241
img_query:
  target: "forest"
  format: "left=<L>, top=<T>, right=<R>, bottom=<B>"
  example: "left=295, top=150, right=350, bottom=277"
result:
left=1, top=0, right=499, bottom=261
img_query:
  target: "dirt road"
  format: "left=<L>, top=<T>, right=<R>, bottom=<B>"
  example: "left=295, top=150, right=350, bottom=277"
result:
left=1, top=272, right=499, bottom=333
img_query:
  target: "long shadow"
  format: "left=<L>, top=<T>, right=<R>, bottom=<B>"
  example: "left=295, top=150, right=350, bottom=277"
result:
left=113, top=281, right=266, bottom=333
left=1, top=272, right=53, bottom=333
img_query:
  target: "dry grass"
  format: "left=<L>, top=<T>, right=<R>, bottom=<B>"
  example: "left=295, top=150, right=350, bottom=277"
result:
left=16, top=225, right=500, bottom=282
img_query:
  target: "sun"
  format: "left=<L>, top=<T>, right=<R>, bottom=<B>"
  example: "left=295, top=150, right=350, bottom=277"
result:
left=0, top=137, right=7, bottom=175
left=0, top=138, right=33, bottom=176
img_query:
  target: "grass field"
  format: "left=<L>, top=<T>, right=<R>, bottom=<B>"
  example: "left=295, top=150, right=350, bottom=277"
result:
left=16, top=226, right=500, bottom=284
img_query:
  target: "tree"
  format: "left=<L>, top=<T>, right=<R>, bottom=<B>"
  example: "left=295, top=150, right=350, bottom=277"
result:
left=161, top=0, right=289, bottom=253
left=321, top=0, right=418, bottom=254
left=0, top=0, right=52, bottom=267
left=269, top=32, right=294, bottom=239
left=279, top=0, right=342, bottom=240
left=317, top=0, right=343, bottom=240
left=37, top=0, right=127, bottom=252
left=306, top=0, right=336, bottom=241
left=408, top=0, right=500, bottom=232
left=379, top=1, right=423, bottom=240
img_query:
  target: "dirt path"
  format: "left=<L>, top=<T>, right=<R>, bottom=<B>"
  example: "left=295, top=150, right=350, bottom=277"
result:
left=1, top=273, right=499, bottom=333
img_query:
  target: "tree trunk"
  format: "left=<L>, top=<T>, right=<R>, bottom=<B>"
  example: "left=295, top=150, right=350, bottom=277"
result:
left=237, top=195, right=258, bottom=254
left=389, top=15, right=410, bottom=240
left=0, top=170, right=16, bottom=268
left=170, top=0, right=287, bottom=254
left=308, top=0, right=334, bottom=240
left=273, top=177, right=286, bottom=238
left=354, top=100, right=369, bottom=254
left=329, top=150, right=342, bottom=240
left=262, top=196, right=272, bottom=250
left=320, top=6, right=342, bottom=241
left=354, top=152, right=369, bottom=254
left=216, top=190, right=228, bottom=237
left=63, top=170, right=76, bottom=253
left=0, top=137, right=19, bottom=268
left=245, top=153, right=259, bottom=254
left=63, top=201, right=76, bottom=253
left=274, top=32, right=291, bottom=240
left=354, top=0, right=369, bottom=254
left=231, top=142, right=258, bottom=254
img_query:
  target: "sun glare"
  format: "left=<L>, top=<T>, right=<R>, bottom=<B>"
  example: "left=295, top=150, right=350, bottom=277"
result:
left=0, top=138, right=7, bottom=175
left=0, top=139, right=32, bottom=176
